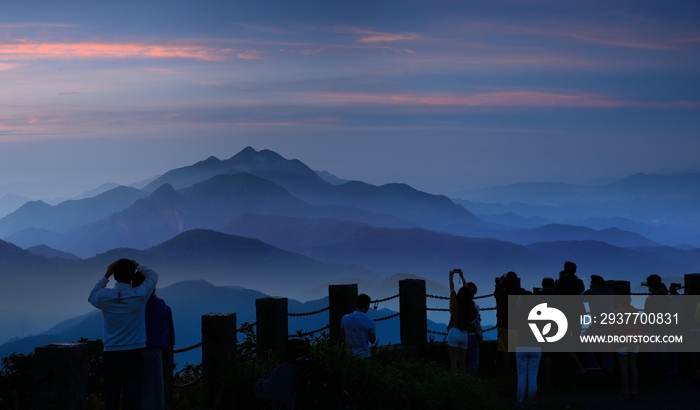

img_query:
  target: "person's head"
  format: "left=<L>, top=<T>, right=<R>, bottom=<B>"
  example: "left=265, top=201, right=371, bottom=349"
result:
left=131, top=271, right=155, bottom=296
left=132, top=271, right=145, bottom=287
left=466, top=282, right=477, bottom=296
left=113, top=259, right=137, bottom=284
left=456, top=286, right=474, bottom=331
left=505, top=271, right=519, bottom=292
left=541, top=277, right=555, bottom=290
left=564, top=261, right=577, bottom=276
left=284, top=338, right=310, bottom=361
left=645, top=274, right=663, bottom=293
left=356, top=294, right=371, bottom=313
left=590, top=275, right=605, bottom=289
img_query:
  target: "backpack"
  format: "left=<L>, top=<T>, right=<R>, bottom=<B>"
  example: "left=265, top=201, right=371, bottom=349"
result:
left=292, top=358, right=342, bottom=410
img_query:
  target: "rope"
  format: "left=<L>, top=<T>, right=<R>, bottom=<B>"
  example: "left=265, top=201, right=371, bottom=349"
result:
left=426, top=294, right=450, bottom=300
left=288, top=307, right=330, bottom=317
left=371, top=294, right=400, bottom=303
left=174, top=372, right=204, bottom=389
left=427, top=329, right=448, bottom=337
left=426, top=307, right=450, bottom=312
left=237, top=322, right=257, bottom=332
left=289, top=324, right=331, bottom=338
left=173, top=342, right=203, bottom=354
left=429, top=293, right=494, bottom=300
left=374, top=312, right=400, bottom=322
left=480, top=307, right=496, bottom=311
left=483, top=326, right=497, bottom=332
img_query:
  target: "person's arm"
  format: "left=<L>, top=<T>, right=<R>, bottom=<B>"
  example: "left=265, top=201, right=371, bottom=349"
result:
left=133, top=263, right=158, bottom=298
left=449, top=270, right=456, bottom=293
left=368, top=321, right=377, bottom=344
left=88, top=261, right=116, bottom=308
left=458, top=271, right=466, bottom=288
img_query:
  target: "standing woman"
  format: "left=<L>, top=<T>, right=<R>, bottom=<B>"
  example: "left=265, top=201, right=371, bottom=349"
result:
left=448, top=269, right=474, bottom=374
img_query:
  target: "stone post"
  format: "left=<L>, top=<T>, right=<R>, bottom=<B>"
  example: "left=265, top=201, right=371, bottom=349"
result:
left=684, top=273, right=700, bottom=295
left=399, top=279, right=427, bottom=347
left=329, top=284, right=358, bottom=342
left=255, top=297, right=288, bottom=359
left=202, top=312, right=237, bottom=409
left=32, top=343, right=87, bottom=410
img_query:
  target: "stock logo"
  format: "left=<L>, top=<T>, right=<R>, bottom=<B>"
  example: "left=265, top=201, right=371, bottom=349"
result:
left=528, top=303, right=568, bottom=343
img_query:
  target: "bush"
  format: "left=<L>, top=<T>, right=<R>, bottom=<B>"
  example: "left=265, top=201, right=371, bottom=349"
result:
left=204, top=330, right=507, bottom=410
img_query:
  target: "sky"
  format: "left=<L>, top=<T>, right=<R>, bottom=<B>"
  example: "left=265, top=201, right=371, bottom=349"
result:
left=1, top=1, right=699, bottom=199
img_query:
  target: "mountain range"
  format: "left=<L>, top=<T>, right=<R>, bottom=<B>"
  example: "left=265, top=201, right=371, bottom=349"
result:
left=0, top=279, right=453, bottom=366
left=0, top=146, right=699, bottom=348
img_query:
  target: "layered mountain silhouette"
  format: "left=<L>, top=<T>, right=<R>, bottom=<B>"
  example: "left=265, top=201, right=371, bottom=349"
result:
left=452, top=172, right=700, bottom=247
left=0, top=230, right=377, bottom=344
left=1, top=146, right=699, bottom=347
left=142, top=147, right=483, bottom=230
left=0, top=280, right=449, bottom=365
left=0, top=186, right=148, bottom=238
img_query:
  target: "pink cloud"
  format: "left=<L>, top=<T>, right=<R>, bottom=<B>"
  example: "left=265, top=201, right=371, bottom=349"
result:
left=0, top=63, right=17, bottom=71
left=0, top=42, right=231, bottom=61
left=237, top=50, right=264, bottom=60
left=350, top=28, right=423, bottom=44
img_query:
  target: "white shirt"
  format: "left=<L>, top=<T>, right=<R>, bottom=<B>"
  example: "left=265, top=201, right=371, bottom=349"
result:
left=88, top=265, right=158, bottom=351
left=341, top=310, right=376, bottom=358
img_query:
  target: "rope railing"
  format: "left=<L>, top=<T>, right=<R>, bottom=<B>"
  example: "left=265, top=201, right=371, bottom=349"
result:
left=237, top=321, right=257, bottom=332
left=426, top=294, right=450, bottom=300
left=371, top=294, right=400, bottom=304
left=289, top=324, right=331, bottom=338
left=374, top=312, right=400, bottom=322
left=288, top=307, right=330, bottom=317
left=173, top=342, right=203, bottom=355
left=174, top=372, right=204, bottom=389
left=426, top=307, right=450, bottom=312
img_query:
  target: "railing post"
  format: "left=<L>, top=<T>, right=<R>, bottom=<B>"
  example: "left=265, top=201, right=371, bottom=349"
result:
left=32, top=343, right=88, bottom=410
left=255, top=297, right=288, bottom=359
left=163, top=345, right=174, bottom=410
left=329, top=284, right=358, bottom=343
left=684, top=273, right=700, bottom=295
left=202, top=312, right=237, bottom=409
left=399, top=279, right=427, bottom=347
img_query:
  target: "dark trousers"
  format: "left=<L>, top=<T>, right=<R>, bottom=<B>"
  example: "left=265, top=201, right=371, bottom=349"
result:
left=102, top=349, right=145, bottom=410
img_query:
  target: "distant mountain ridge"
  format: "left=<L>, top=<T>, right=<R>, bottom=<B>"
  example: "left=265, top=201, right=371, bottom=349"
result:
left=6, top=173, right=416, bottom=257
left=142, top=146, right=483, bottom=230
left=0, top=279, right=449, bottom=365
left=0, top=229, right=379, bottom=344
left=0, top=186, right=148, bottom=238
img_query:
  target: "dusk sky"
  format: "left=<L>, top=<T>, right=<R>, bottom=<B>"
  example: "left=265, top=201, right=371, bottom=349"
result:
left=1, top=1, right=699, bottom=199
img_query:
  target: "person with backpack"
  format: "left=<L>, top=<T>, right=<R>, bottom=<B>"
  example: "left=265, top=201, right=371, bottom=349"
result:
left=254, top=339, right=343, bottom=410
